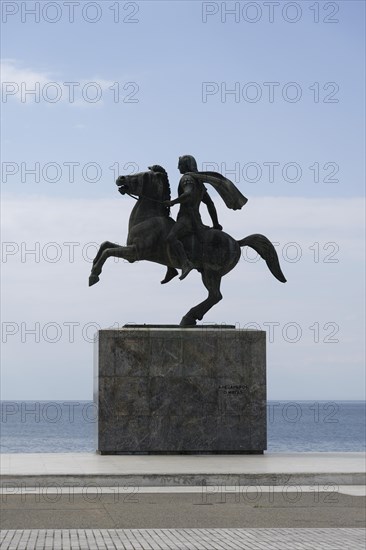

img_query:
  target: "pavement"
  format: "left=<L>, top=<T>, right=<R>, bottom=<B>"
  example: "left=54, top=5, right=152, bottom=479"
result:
left=1, top=452, right=365, bottom=548
left=1, top=528, right=366, bottom=550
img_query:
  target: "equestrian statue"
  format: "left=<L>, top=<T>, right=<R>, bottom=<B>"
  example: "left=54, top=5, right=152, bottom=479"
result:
left=89, top=155, right=286, bottom=326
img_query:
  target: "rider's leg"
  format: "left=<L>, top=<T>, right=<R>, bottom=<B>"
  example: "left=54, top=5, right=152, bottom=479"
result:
left=166, top=221, right=194, bottom=280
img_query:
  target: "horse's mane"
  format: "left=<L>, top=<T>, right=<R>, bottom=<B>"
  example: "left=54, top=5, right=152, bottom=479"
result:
left=148, top=165, right=171, bottom=216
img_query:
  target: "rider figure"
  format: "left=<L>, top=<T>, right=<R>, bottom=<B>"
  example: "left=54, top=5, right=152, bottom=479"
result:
left=164, top=155, right=223, bottom=281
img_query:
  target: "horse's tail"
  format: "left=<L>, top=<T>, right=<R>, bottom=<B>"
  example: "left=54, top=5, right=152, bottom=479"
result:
left=237, top=234, right=287, bottom=283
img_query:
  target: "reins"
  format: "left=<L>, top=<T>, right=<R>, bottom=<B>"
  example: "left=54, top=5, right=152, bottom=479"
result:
left=126, top=191, right=165, bottom=204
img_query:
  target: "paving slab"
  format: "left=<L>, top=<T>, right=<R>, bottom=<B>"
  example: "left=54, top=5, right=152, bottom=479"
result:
left=0, top=529, right=365, bottom=550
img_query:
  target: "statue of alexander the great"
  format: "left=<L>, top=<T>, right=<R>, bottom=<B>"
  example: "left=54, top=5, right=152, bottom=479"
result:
left=89, top=156, right=285, bottom=326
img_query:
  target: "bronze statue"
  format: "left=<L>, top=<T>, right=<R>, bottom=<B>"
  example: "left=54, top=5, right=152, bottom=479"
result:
left=89, top=156, right=286, bottom=326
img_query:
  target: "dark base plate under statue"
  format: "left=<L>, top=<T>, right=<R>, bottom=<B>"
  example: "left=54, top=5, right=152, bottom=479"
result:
left=95, top=326, right=266, bottom=454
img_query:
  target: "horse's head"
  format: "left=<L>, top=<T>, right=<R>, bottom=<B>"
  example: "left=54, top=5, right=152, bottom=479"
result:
left=116, top=167, right=171, bottom=211
left=116, top=172, right=147, bottom=197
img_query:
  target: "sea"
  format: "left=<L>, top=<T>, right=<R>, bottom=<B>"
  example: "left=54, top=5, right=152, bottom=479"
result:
left=0, top=401, right=365, bottom=453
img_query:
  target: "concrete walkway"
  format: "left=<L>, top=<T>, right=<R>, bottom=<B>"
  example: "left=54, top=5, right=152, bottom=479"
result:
left=1, top=487, right=364, bottom=529
left=1, top=452, right=364, bottom=486
left=1, top=528, right=365, bottom=550
left=1, top=453, right=364, bottom=548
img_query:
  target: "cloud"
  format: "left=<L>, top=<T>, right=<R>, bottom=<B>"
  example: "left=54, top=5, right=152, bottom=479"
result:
left=1, top=58, right=51, bottom=86
left=0, top=59, right=115, bottom=107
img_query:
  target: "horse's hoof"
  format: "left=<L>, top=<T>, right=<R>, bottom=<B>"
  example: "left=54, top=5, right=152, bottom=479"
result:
left=161, top=268, right=179, bottom=285
left=179, top=315, right=197, bottom=327
left=89, top=275, right=100, bottom=287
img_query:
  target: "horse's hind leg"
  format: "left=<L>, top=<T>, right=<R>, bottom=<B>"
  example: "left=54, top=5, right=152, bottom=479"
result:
left=89, top=245, right=137, bottom=286
left=180, top=270, right=222, bottom=326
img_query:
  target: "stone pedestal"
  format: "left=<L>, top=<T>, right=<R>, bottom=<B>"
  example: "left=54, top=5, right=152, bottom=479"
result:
left=94, top=327, right=266, bottom=454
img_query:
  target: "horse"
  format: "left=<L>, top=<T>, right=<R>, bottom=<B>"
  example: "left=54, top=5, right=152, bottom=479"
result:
left=89, top=166, right=286, bottom=326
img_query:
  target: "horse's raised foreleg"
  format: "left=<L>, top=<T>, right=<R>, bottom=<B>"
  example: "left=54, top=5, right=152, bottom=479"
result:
left=89, top=245, right=137, bottom=286
left=180, top=270, right=222, bottom=326
left=92, top=241, right=120, bottom=267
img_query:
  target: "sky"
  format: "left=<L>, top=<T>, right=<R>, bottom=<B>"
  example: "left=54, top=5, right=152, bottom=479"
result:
left=1, top=0, right=365, bottom=400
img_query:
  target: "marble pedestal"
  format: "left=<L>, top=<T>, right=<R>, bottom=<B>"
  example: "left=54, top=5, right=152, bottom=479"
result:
left=95, top=327, right=266, bottom=454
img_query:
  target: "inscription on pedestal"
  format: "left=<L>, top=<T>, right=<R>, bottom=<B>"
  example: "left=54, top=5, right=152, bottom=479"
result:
left=95, top=327, right=267, bottom=454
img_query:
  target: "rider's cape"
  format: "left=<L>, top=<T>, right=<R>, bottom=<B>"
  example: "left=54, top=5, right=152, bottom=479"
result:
left=186, top=171, right=248, bottom=210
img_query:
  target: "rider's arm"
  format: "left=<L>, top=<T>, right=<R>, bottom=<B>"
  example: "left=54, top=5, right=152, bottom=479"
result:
left=202, top=191, right=222, bottom=230
left=168, top=177, right=194, bottom=206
